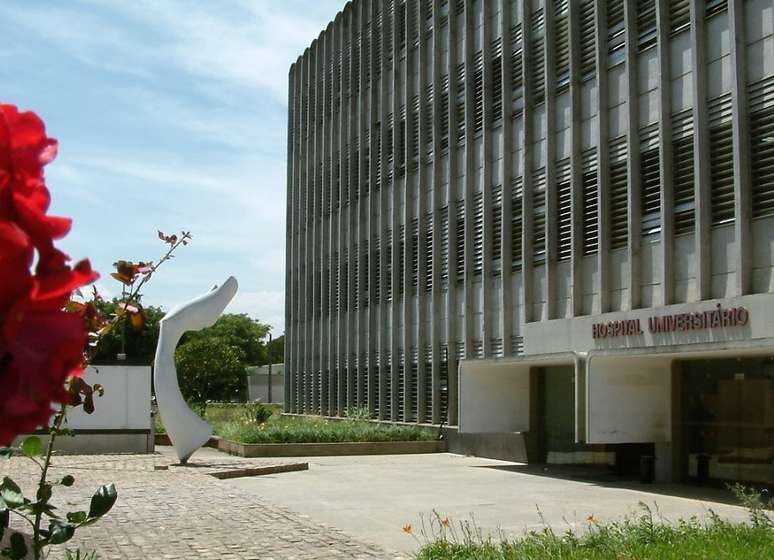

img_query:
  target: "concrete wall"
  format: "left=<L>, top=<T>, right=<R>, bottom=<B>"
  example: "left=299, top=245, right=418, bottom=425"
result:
left=458, top=359, right=531, bottom=433
left=247, top=364, right=285, bottom=403
left=586, top=355, right=671, bottom=444
left=13, top=365, right=153, bottom=454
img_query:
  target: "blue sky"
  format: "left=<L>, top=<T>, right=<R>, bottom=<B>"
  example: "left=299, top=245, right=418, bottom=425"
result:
left=0, top=0, right=344, bottom=334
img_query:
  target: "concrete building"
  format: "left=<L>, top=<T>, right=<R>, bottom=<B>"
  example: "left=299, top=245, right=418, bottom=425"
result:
left=285, top=0, right=774, bottom=485
left=247, top=364, right=286, bottom=403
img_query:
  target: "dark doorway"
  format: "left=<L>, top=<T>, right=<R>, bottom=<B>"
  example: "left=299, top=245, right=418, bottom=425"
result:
left=678, top=356, right=774, bottom=489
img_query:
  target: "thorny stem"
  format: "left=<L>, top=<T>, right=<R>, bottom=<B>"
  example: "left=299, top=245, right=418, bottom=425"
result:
left=32, top=402, right=67, bottom=560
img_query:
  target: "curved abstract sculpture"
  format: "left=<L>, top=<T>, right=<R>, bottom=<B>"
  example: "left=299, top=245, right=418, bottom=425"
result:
left=153, top=276, right=238, bottom=463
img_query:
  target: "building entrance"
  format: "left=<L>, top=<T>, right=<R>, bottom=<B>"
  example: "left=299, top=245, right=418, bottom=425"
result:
left=678, top=357, right=774, bottom=488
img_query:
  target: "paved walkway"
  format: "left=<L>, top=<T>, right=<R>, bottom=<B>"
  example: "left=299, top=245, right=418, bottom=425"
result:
left=229, top=453, right=753, bottom=555
left=1, top=448, right=402, bottom=560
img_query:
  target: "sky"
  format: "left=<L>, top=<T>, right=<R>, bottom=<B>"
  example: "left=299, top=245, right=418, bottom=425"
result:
left=0, top=0, right=345, bottom=335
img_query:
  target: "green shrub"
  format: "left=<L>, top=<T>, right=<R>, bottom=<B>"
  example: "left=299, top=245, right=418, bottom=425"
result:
left=213, top=414, right=435, bottom=444
left=412, top=501, right=774, bottom=560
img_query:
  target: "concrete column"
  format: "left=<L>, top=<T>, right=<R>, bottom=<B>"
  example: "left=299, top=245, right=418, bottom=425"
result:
left=520, top=0, right=534, bottom=323
left=656, top=0, right=674, bottom=306
left=446, top=3, right=460, bottom=427
left=729, top=0, right=752, bottom=297
left=430, top=0, right=443, bottom=424
left=690, top=0, right=712, bottom=302
left=499, top=0, right=514, bottom=354
left=285, top=62, right=297, bottom=412
left=544, top=1, right=558, bottom=320
left=481, top=0, right=494, bottom=357
left=415, top=0, right=429, bottom=423
left=462, top=0, right=475, bottom=357
left=355, top=0, right=367, bottom=412
left=568, top=0, right=583, bottom=317
left=624, top=0, right=641, bottom=311
left=331, top=4, right=348, bottom=416
left=389, top=2, right=401, bottom=422
left=302, top=46, right=313, bottom=413
left=593, top=0, right=610, bottom=314
left=327, top=16, right=340, bottom=415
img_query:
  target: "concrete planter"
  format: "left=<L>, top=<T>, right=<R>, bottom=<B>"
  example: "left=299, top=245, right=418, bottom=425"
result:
left=222, top=439, right=446, bottom=458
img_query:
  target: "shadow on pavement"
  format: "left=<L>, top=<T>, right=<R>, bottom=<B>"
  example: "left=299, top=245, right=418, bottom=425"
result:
left=472, top=463, right=743, bottom=507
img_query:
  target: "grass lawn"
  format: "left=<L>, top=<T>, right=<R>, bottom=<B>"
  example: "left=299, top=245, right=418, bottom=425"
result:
left=156, top=403, right=436, bottom=444
left=413, top=500, right=774, bottom=560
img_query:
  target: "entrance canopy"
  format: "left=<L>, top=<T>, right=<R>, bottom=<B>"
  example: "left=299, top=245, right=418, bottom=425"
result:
left=586, top=339, right=774, bottom=444
left=459, top=353, right=579, bottom=434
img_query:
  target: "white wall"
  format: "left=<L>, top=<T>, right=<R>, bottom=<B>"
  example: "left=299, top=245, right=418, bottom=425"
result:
left=65, top=366, right=151, bottom=430
left=586, top=355, right=671, bottom=444
left=459, top=359, right=530, bottom=433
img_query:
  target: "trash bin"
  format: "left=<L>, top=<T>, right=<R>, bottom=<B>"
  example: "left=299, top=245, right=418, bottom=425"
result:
left=640, top=455, right=655, bottom=484
left=696, top=454, right=710, bottom=485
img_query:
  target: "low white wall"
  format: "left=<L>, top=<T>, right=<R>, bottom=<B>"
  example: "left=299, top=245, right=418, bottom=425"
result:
left=586, top=355, right=671, bottom=444
left=459, top=360, right=531, bottom=433
left=66, top=365, right=152, bottom=430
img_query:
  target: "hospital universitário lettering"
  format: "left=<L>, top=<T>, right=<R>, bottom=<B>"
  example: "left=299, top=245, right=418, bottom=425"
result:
left=591, top=304, right=750, bottom=339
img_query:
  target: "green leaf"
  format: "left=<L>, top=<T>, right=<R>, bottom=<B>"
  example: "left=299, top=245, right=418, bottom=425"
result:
left=0, top=448, right=13, bottom=459
left=36, top=483, right=52, bottom=504
left=47, top=519, right=75, bottom=545
left=0, top=508, right=8, bottom=541
left=20, top=436, right=42, bottom=458
left=8, top=533, right=27, bottom=559
left=88, top=484, right=117, bottom=518
left=0, top=478, right=23, bottom=509
left=61, top=475, right=75, bottom=487
left=66, top=511, right=87, bottom=524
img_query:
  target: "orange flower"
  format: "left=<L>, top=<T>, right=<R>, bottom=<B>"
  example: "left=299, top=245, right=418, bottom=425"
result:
left=586, top=514, right=597, bottom=524
left=402, top=524, right=413, bottom=535
left=441, top=517, right=450, bottom=528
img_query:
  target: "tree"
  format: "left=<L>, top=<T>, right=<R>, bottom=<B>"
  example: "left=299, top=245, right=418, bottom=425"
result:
left=181, top=313, right=270, bottom=365
left=175, top=337, right=246, bottom=404
left=91, top=300, right=165, bottom=365
left=267, top=334, right=285, bottom=364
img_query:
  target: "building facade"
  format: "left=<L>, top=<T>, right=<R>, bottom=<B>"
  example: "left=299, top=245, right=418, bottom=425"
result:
left=285, top=0, right=774, bottom=485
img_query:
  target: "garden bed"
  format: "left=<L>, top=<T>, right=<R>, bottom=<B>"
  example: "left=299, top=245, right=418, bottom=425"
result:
left=155, top=403, right=444, bottom=456
left=218, top=438, right=446, bottom=457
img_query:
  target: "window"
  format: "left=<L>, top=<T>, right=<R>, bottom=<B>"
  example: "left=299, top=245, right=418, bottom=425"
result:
left=385, top=230, right=393, bottom=302
left=581, top=148, right=599, bottom=255
left=411, top=218, right=419, bottom=291
left=410, top=96, right=420, bottom=170
left=424, top=84, right=434, bottom=157
left=672, top=110, right=695, bottom=234
left=750, top=76, right=774, bottom=219
left=455, top=200, right=465, bottom=282
left=492, top=186, right=503, bottom=274
left=473, top=192, right=484, bottom=275
left=705, top=0, right=728, bottom=18
left=608, top=0, right=625, bottom=66
left=530, top=9, right=545, bottom=102
left=425, top=212, right=434, bottom=292
left=362, top=243, right=369, bottom=307
left=556, top=158, right=572, bottom=261
left=640, top=123, right=661, bottom=236
left=609, top=136, right=629, bottom=249
left=579, top=0, right=596, bottom=79
left=637, top=0, right=657, bottom=51
left=511, top=177, right=523, bottom=270
left=669, top=0, right=690, bottom=34
left=440, top=206, right=450, bottom=287
left=440, top=74, right=450, bottom=150
left=473, top=51, right=484, bottom=133
left=373, top=238, right=380, bottom=303
left=532, top=168, right=546, bottom=263
left=708, top=94, right=734, bottom=226
left=398, top=225, right=406, bottom=295
left=353, top=242, right=359, bottom=310
left=455, top=63, right=466, bottom=144
left=491, top=38, right=503, bottom=124
left=511, top=22, right=523, bottom=107
left=554, top=1, right=570, bottom=91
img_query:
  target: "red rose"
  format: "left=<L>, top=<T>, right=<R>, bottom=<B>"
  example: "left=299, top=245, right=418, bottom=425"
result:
left=0, top=103, right=98, bottom=446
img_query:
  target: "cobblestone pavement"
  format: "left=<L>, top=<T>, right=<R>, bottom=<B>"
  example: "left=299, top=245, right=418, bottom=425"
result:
left=1, top=451, right=405, bottom=560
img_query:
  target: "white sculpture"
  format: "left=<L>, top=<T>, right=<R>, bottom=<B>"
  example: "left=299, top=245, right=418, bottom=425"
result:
left=153, top=276, right=238, bottom=463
